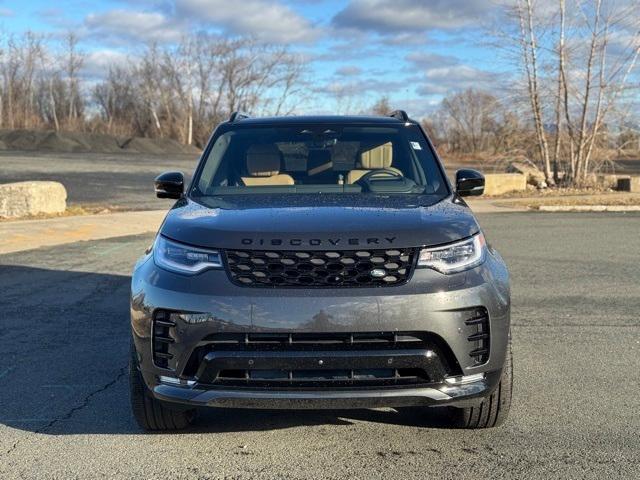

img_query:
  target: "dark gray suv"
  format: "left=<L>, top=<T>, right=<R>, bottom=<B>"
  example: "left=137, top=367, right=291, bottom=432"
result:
left=129, top=111, right=512, bottom=431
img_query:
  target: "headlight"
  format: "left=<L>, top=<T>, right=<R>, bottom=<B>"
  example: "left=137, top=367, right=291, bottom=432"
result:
left=417, top=232, right=486, bottom=274
left=153, top=236, right=222, bottom=274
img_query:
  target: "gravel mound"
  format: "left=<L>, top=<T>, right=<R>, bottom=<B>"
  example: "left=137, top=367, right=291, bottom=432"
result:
left=38, top=132, right=87, bottom=152
left=0, top=130, right=50, bottom=150
left=121, top=136, right=200, bottom=154
left=0, top=129, right=200, bottom=155
left=66, top=132, right=123, bottom=153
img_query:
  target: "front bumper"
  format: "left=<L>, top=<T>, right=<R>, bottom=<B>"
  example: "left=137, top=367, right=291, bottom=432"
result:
left=152, top=370, right=501, bottom=409
left=131, top=247, right=510, bottom=409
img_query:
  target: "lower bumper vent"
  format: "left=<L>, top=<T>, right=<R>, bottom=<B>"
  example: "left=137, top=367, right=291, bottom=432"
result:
left=152, top=311, right=176, bottom=369
left=465, top=308, right=490, bottom=365
left=185, top=332, right=457, bottom=389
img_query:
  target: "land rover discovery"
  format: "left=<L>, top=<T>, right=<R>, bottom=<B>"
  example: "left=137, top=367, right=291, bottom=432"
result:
left=129, top=110, right=512, bottom=431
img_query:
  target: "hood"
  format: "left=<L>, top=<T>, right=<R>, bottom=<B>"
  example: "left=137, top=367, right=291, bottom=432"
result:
left=160, top=194, right=479, bottom=250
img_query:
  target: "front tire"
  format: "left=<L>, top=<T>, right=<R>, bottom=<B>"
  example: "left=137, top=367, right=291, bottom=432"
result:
left=450, top=338, right=513, bottom=429
left=129, top=345, right=195, bottom=431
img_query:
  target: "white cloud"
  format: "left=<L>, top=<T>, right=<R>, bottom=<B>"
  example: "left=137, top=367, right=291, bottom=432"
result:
left=417, top=65, right=501, bottom=96
left=315, top=78, right=407, bottom=97
left=82, top=49, right=132, bottom=79
left=405, top=52, right=459, bottom=69
left=335, top=65, right=363, bottom=76
left=403, top=50, right=504, bottom=97
left=84, top=10, right=184, bottom=44
left=176, top=0, right=321, bottom=43
left=381, top=32, right=430, bottom=46
left=333, top=0, right=493, bottom=33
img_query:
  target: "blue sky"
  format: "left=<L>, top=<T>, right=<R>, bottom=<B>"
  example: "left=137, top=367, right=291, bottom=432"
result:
left=1, top=0, right=510, bottom=117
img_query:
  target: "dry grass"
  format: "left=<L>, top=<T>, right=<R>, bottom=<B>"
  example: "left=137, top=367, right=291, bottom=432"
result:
left=494, top=192, right=640, bottom=209
left=484, top=186, right=612, bottom=199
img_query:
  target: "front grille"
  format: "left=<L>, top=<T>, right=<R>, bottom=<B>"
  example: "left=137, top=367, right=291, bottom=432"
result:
left=185, top=332, right=457, bottom=389
left=225, top=248, right=417, bottom=287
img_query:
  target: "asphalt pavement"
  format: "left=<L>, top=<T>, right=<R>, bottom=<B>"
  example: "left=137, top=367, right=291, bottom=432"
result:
left=0, top=151, right=198, bottom=210
left=0, top=212, right=639, bottom=479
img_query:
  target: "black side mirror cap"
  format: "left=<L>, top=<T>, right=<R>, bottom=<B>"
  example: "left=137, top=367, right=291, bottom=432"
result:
left=155, top=171, right=184, bottom=199
left=455, top=169, right=485, bottom=197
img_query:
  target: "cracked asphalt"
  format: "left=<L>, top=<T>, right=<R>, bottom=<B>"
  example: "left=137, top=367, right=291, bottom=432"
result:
left=0, top=212, right=639, bottom=479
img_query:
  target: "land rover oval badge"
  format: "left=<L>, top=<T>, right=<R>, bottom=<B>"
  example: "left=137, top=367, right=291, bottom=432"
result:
left=370, top=268, right=386, bottom=278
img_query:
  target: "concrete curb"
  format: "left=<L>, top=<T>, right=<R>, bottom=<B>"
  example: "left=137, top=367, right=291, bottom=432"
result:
left=465, top=199, right=529, bottom=213
left=538, top=205, right=640, bottom=212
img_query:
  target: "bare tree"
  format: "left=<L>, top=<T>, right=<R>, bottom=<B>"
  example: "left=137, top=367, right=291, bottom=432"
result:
left=500, top=0, right=640, bottom=186
left=515, top=0, right=553, bottom=184
left=38, top=42, right=60, bottom=131
left=89, top=35, right=307, bottom=147
left=93, top=66, right=140, bottom=135
left=440, top=89, right=501, bottom=153
left=63, top=32, right=84, bottom=129
left=370, top=96, right=391, bottom=115
left=0, top=32, right=306, bottom=146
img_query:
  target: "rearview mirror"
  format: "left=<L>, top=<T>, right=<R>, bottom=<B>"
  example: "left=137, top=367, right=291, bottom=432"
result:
left=155, top=171, right=184, bottom=199
left=455, top=169, right=484, bottom=197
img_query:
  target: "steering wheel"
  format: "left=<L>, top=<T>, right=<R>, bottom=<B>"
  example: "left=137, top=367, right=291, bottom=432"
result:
left=357, top=168, right=404, bottom=184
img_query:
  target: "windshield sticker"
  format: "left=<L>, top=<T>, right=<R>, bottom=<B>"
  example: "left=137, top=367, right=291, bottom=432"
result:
left=410, top=141, right=422, bottom=150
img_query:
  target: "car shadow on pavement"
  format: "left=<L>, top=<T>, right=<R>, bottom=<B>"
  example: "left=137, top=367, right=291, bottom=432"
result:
left=190, top=407, right=454, bottom=434
left=0, top=265, right=453, bottom=435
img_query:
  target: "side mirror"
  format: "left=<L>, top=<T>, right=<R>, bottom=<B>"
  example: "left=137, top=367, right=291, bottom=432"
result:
left=455, top=169, right=484, bottom=197
left=155, top=171, right=184, bottom=199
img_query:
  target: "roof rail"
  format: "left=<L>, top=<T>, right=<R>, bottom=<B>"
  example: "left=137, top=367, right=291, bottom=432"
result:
left=229, top=111, right=250, bottom=122
left=389, top=110, right=409, bottom=122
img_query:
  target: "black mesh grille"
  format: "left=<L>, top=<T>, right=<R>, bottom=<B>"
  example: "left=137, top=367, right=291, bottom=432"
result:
left=225, top=248, right=417, bottom=287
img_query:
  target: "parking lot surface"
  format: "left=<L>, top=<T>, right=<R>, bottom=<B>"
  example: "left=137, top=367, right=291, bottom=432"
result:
left=0, top=212, right=639, bottom=479
left=0, top=151, right=197, bottom=210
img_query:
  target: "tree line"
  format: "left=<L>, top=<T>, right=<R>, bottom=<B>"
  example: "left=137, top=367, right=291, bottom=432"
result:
left=0, top=32, right=305, bottom=147
left=374, top=0, right=640, bottom=187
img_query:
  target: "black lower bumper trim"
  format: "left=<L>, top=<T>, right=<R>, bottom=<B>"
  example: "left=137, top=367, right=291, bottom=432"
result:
left=152, top=370, right=501, bottom=410
left=194, top=348, right=448, bottom=387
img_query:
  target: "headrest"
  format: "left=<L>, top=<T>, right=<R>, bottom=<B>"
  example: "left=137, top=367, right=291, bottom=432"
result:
left=360, top=142, right=393, bottom=169
left=246, top=144, right=281, bottom=177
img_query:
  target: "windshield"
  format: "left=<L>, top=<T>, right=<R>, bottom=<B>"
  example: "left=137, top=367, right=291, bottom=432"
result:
left=192, top=124, right=448, bottom=197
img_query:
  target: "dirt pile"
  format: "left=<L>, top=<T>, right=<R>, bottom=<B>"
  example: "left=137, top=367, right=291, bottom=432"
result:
left=0, top=129, right=201, bottom=155
left=120, top=136, right=196, bottom=155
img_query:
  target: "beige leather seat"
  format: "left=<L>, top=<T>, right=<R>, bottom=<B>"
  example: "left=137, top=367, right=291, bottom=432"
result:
left=347, top=142, right=400, bottom=184
left=241, top=144, right=295, bottom=186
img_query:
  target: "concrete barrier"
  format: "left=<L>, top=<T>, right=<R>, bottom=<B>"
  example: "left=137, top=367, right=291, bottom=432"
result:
left=506, top=161, right=547, bottom=188
left=483, top=173, right=527, bottom=196
left=595, top=174, right=629, bottom=189
left=0, top=181, right=67, bottom=218
left=617, top=176, right=640, bottom=192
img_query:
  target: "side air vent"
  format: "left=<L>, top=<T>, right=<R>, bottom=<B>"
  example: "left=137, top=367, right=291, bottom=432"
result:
left=465, top=308, right=490, bottom=365
left=152, top=310, right=176, bottom=369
